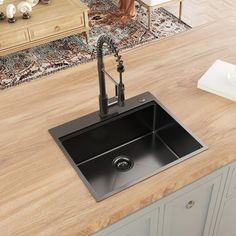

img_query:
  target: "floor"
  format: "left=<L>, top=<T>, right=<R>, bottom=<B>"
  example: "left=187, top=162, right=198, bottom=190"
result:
left=165, top=0, right=236, bottom=27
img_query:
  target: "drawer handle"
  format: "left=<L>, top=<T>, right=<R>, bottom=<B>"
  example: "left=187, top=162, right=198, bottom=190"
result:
left=55, top=26, right=61, bottom=32
left=186, top=200, right=195, bottom=209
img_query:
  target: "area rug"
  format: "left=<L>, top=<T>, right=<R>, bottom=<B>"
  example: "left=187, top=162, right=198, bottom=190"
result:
left=0, top=0, right=191, bottom=89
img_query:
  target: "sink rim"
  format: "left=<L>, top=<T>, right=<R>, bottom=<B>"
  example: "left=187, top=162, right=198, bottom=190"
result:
left=49, top=92, right=208, bottom=201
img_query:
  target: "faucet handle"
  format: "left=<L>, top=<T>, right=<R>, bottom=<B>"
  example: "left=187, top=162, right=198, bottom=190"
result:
left=117, top=63, right=125, bottom=73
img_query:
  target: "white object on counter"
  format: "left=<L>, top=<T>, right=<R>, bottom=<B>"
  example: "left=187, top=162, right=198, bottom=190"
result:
left=0, top=0, right=4, bottom=5
left=17, top=1, right=32, bottom=13
left=6, top=4, right=16, bottom=18
left=26, top=0, right=39, bottom=7
left=198, top=60, right=236, bottom=101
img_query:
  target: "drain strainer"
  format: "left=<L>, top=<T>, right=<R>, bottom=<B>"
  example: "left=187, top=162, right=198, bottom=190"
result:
left=112, top=156, right=134, bottom=172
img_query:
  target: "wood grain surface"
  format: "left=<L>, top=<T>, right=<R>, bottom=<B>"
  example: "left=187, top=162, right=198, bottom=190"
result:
left=166, top=0, right=236, bottom=27
left=0, top=18, right=236, bottom=236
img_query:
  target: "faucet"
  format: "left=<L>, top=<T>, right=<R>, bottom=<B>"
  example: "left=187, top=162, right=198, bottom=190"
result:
left=97, top=35, right=125, bottom=117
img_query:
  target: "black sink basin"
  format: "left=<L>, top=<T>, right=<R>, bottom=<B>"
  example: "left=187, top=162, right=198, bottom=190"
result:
left=49, top=92, right=207, bottom=201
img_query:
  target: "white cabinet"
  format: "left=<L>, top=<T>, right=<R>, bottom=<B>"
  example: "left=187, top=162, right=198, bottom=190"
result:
left=105, top=210, right=158, bottom=236
left=94, top=205, right=159, bottom=236
left=227, top=165, right=236, bottom=197
left=214, top=163, right=236, bottom=236
left=215, top=197, right=236, bottom=236
left=162, top=176, right=222, bottom=236
left=93, top=162, right=234, bottom=236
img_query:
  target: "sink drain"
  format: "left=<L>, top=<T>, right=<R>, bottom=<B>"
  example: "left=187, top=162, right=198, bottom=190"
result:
left=112, top=156, right=134, bottom=172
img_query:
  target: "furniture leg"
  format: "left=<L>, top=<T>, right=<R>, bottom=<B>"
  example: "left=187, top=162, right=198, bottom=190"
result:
left=83, top=9, right=90, bottom=44
left=147, top=7, right=151, bottom=30
left=179, top=1, right=183, bottom=21
left=85, top=31, right=89, bottom=44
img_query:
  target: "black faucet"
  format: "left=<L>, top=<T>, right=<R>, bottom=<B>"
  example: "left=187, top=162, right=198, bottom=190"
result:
left=97, top=35, right=125, bottom=117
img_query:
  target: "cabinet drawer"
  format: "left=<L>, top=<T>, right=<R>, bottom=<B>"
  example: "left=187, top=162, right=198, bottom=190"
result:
left=0, top=29, right=29, bottom=50
left=163, top=176, right=221, bottom=236
left=227, top=165, right=236, bottom=197
left=29, top=14, right=84, bottom=41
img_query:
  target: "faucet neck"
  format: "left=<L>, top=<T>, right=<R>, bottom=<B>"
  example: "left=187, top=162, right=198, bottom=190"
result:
left=97, top=35, right=125, bottom=118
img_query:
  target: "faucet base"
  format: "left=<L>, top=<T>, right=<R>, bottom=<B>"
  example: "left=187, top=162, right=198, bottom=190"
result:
left=99, top=94, right=108, bottom=117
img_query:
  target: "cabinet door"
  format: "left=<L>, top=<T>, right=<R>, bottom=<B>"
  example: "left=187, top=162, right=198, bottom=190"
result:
left=108, top=210, right=158, bottom=236
left=214, top=163, right=236, bottom=236
left=94, top=208, right=159, bottom=236
left=162, top=176, right=221, bottom=236
left=216, top=196, right=236, bottom=236
left=227, top=165, right=236, bottom=198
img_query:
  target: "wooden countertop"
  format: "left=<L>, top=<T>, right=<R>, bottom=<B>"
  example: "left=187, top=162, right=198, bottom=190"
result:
left=1, top=18, right=236, bottom=236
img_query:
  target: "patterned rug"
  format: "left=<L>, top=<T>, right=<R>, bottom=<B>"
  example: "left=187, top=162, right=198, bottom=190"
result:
left=0, top=0, right=190, bottom=89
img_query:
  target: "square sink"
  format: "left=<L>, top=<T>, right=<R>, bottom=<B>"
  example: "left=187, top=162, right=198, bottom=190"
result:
left=49, top=92, right=207, bottom=201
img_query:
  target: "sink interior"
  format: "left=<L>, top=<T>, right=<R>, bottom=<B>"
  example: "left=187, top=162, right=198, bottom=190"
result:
left=51, top=94, right=206, bottom=201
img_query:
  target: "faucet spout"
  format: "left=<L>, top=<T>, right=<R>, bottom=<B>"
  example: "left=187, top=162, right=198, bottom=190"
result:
left=97, top=35, right=125, bottom=118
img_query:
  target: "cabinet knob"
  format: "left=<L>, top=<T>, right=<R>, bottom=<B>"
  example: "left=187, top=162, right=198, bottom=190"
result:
left=55, top=26, right=60, bottom=32
left=186, top=200, right=195, bottom=209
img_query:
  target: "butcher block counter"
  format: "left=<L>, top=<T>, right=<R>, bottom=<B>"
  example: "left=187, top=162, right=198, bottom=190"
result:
left=1, top=17, right=236, bottom=236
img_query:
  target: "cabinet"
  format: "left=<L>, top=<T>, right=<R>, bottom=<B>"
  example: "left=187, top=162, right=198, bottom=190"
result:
left=94, top=165, right=229, bottom=236
left=0, top=29, right=29, bottom=50
left=214, top=163, right=236, bottom=236
left=28, top=14, right=84, bottom=41
left=162, top=176, right=221, bottom=236
left=94, top=205, right=159, bottom=236
left=0, top=0, right=89, bottom=56
left=215, top=197, right=236, bottom=236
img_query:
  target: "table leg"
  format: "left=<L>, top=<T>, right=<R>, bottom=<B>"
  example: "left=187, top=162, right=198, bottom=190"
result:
left=147, top=7, right=151, bottom=30
left=179, top=1, right=183, bottom=21
left=85, top=31, right=90, bottom=44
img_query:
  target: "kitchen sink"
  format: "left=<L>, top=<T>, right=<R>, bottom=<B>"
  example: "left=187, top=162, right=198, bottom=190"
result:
left=49, top=92, right=207, bottom=201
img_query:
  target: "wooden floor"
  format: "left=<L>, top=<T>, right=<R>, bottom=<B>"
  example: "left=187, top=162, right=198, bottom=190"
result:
left=165, top=0, right=236, bottom=27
